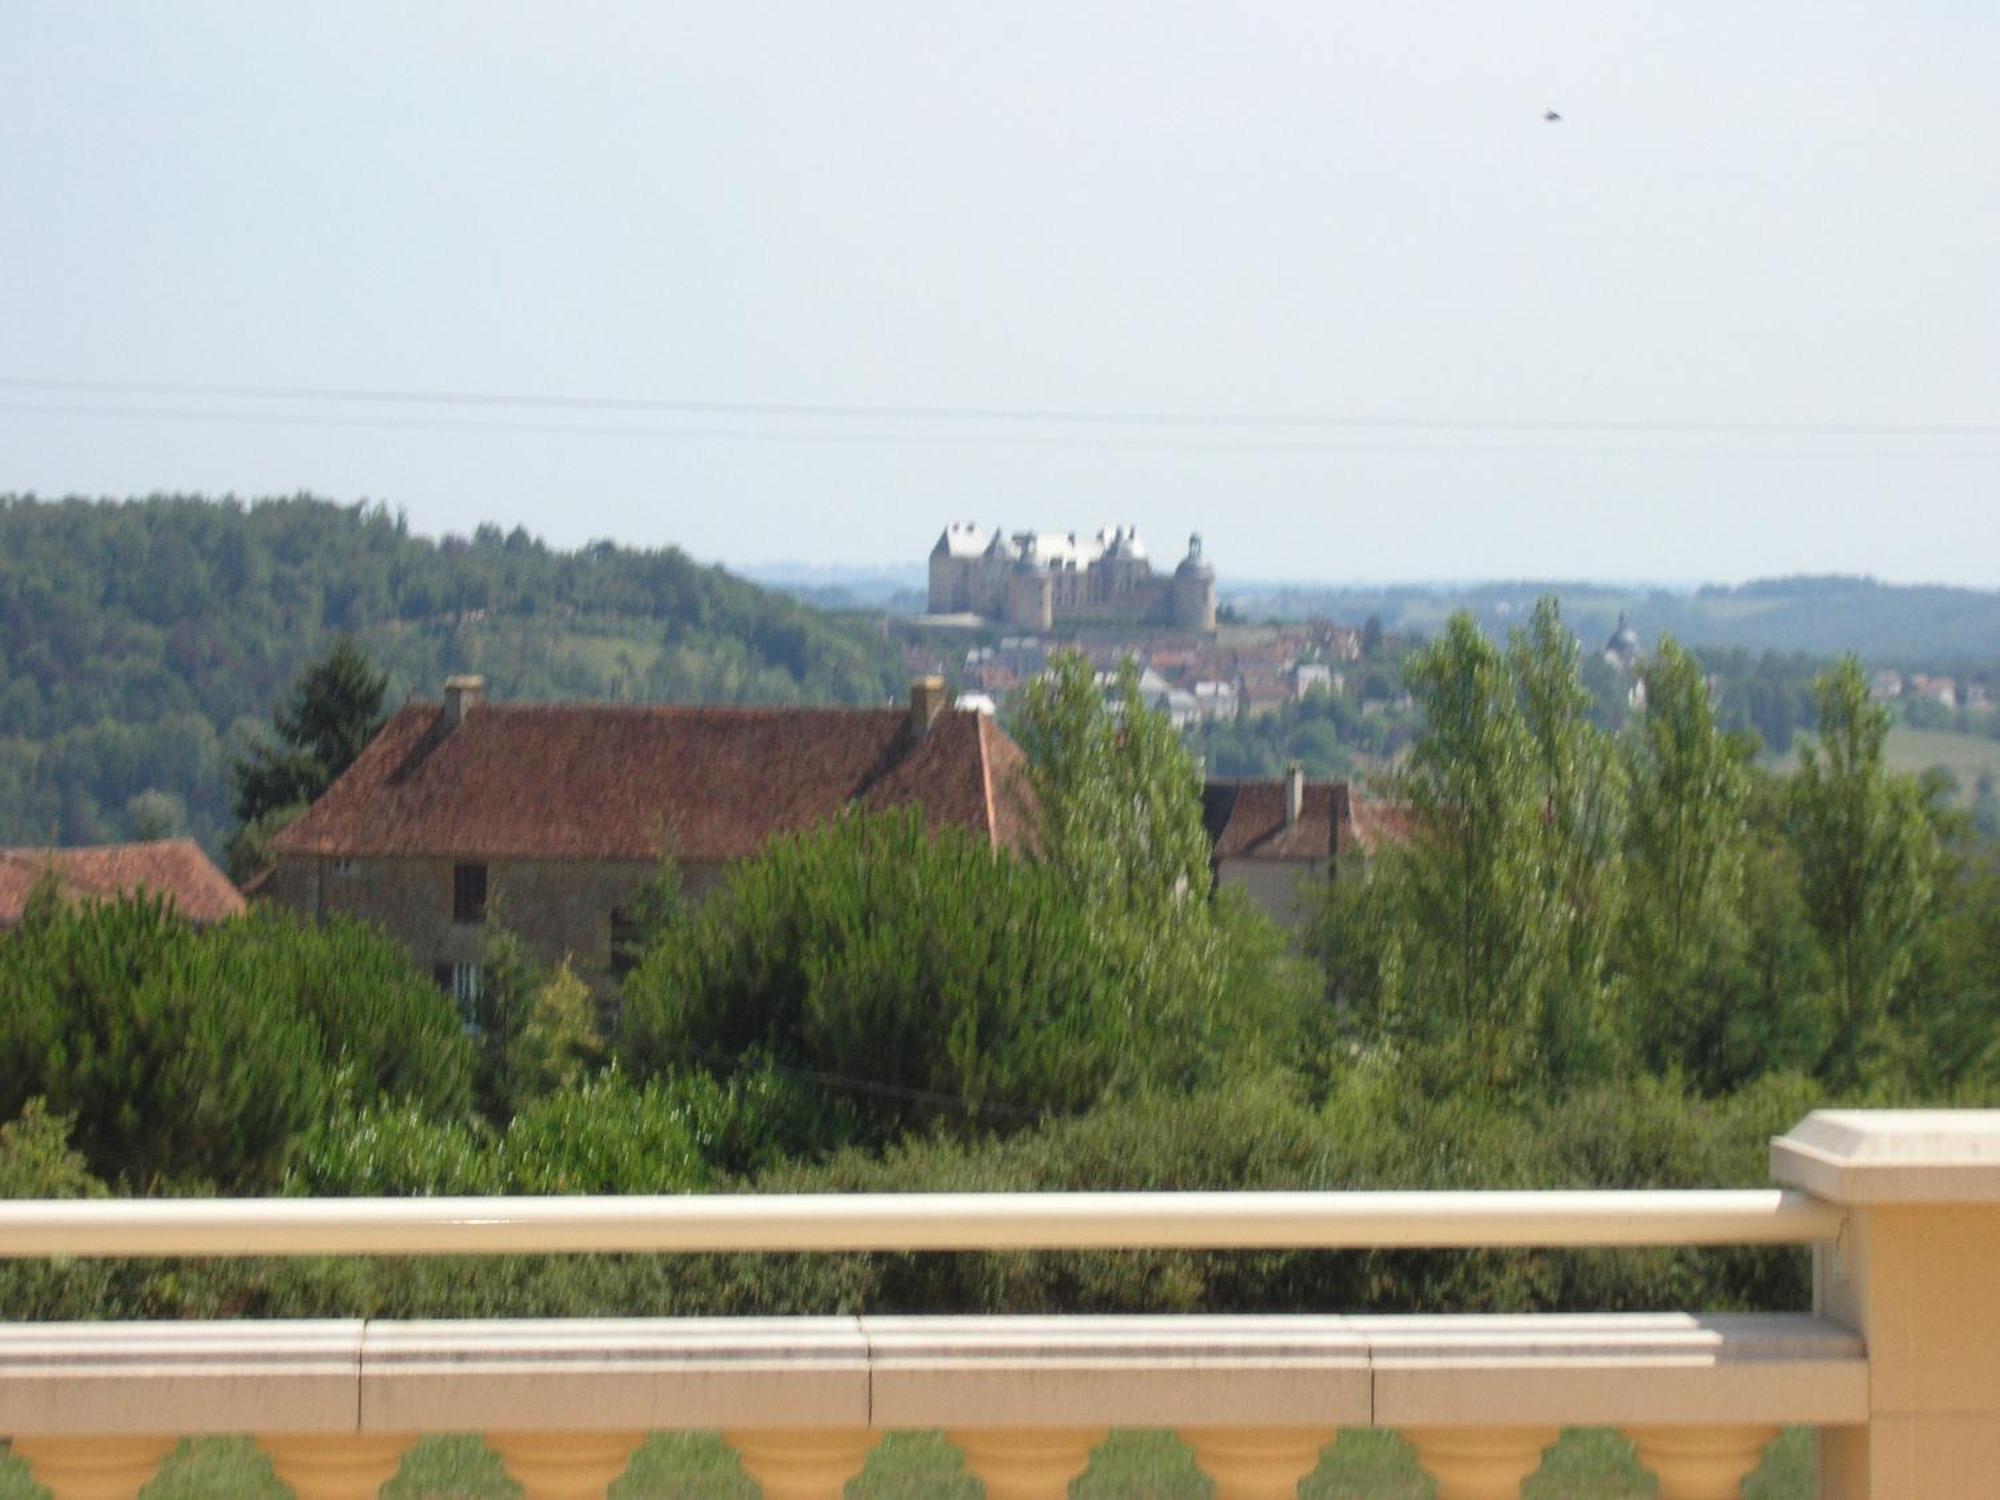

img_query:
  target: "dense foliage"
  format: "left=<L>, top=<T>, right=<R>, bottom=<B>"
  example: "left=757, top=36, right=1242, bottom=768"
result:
left=0, top=494, right=905, bottom=851
left=0, top=900, right=471, bottom=1189
left=619, top=806, right=1303, bottom=1147
left=0, top=582, right=1994, bottom=1334
left=1318, top=605, right=1994, bottom=1101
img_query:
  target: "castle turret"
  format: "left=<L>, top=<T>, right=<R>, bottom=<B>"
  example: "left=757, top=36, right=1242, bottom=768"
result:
left=1172, top=533, right=1217, bottom=632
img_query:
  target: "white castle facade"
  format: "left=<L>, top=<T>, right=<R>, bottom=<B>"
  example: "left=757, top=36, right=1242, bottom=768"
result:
left=928, top=524, right=1217, bottom=632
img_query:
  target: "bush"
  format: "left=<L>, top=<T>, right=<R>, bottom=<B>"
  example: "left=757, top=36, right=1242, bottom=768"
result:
left=620, top=810, right=1299, bottom=1146
left=0, top=899, right=472, bottom=1190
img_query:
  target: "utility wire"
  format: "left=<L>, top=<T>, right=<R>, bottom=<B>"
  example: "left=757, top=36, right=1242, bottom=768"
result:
left=2, top=375, right=1997, bottom=440
left=4, top=400, right=1997, bottom=461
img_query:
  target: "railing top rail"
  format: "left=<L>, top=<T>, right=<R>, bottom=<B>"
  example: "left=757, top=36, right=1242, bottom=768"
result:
left=0, top=1188, right=1841, bottom=1259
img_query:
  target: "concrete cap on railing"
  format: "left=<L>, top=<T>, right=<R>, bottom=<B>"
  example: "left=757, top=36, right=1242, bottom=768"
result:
left=1771, top=1109, right=2000, bottom=1204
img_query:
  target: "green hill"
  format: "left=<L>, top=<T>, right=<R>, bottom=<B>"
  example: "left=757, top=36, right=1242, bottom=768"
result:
left=0, top=494, right=905, bottom=853
left=1227, top=576, right=2000, bottom=664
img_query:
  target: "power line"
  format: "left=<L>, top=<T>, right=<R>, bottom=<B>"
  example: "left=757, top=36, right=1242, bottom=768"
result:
left=2, top=375, right=1996, bottom=440
left=4, top=400, right=1998, bottom=461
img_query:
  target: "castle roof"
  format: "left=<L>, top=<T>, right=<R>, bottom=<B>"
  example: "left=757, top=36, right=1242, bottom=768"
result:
left=269, top=697, right=1030, bottom=863
left=1176, top=532, right=1215, bottom=580
left=934, top=522, right=994, bottom=560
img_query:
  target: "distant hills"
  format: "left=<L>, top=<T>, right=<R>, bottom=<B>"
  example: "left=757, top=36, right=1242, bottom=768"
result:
left=1223, top=577, right=2000, bottom=664
left=750, top=560, right=2000, bottom=663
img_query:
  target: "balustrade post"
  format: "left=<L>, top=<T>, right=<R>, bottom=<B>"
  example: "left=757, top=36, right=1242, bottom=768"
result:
left=1179, top=1427, right=1335, bottom=1500
left=1626, top=1426, right=1780, bottom=1499
left=723, top=1428, right=879, bottom=1500
left=486, top=1430, right=647, bottom=1500
left=8, top=1437, right=177, bottom=1500
left=946, top=1427, right=1105, bottom=1500
left=259, top=1434, right=416, bottom=1500
left=1772, top=1110, right=2000, bottom=1500
left=1401, top=1426, right=1557, bottom=1500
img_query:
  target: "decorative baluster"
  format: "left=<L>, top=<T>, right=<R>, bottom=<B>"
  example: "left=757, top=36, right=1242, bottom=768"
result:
left=1180, top=1427, right=1335, bottom=1500
left=1401, top=1427, right=1559, bottom=1500
left=723, top=1428, right=879, bottom=1500
left=259, top=1435, right=416, bottom=1500
left=8, top=1437, right=177, bottom=1500
left=1626, top=1425, right=1781, bottom=1500
left=946, top=1428, right=1106, bottom=1500
left=486, top=1431, right=647, bottom=1500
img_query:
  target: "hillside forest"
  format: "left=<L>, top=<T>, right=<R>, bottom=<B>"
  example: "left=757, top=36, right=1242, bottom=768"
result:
left=0, top=494, right=906, bottom=854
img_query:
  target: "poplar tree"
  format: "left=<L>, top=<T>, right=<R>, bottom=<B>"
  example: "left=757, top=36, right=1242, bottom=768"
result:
left=1790, top=656, right=1939, bottom=1084
left=1620, top=637, right=1753, bottom=1078
left=1377, top=612, right=1556, bottom=1088
left=1508, top=599, right=1626, bottom=1079
left=1009, top=651, right=1212, bottom=920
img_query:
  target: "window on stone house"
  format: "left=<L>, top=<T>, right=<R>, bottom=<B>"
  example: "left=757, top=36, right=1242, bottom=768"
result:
left=453, top=862, right=487, bottom=923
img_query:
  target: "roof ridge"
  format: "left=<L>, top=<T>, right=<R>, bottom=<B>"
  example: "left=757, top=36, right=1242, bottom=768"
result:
left=401, top=699, right=905, bottom=719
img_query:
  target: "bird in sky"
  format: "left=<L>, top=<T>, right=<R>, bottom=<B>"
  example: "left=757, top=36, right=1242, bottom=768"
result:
left=1544, top=108, right=1563, bottom=122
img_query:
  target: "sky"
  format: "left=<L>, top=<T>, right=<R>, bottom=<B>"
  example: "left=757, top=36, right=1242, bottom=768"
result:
left=3, top=3, right=1996, bottom=585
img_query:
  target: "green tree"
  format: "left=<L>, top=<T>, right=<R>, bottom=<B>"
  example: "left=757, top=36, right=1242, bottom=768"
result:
left=124, top=788, right=187, bottom=841
left=1008, top=651, right=1211, bottom=920
left=1790, top=657, right=1940, bottom=1084
left=1508, top=599, right=1625, bottom=1078
left=1364, top=612, right=1558, bottom=1089
left=0, top=899, right=470, bottom=1189
left=230, top=636, right=388, bottom=828
left=505, top=961, right=605, bottom=1105
left=619, top=809, right=1302, bottom=1147
left=1620, top=637, right=1754, bottom=1080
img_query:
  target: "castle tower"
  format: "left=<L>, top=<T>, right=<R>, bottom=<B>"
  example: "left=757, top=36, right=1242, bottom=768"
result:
left=1171, top=533, right=1217, bottom=632
left=1006, top=557, right=1054, bottom=631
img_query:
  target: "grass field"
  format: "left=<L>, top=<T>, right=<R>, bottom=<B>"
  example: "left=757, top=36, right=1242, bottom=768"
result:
left=1775, top=725, right=2000, bottom=805
left=1880, top=726, right=2000, bottom=798
left=0, top=1427, right=1812, bottom=1497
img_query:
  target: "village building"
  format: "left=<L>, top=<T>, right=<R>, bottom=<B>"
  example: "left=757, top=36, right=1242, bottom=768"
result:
left=928, top=524, right=1217, bottom=632
left=1200, top=765, right=1402, bottom=928
left=263, top=676, right=1028, bottom=1001
left=0, top=840, right=245, bottom=929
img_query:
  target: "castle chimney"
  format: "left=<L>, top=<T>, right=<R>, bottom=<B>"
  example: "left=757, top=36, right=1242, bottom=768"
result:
left=909, top=675, right=949, bottom=736
left=1285, top=760, right=1305, bottom=829
left=443, top=675, right=485, bottom=729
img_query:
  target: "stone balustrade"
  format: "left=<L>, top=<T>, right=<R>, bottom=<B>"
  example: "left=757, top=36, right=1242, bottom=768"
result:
left=0, top=1109, right=1994, bottom=1497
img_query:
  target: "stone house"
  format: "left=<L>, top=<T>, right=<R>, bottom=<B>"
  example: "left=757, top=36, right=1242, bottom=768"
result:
left=263, top=677, right=1028, bottom=1001
left=1200, top=765, right=1403, bottom=928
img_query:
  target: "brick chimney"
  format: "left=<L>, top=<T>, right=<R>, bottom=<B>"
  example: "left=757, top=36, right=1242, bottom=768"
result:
left=443, top=675, right=485, bottom=729
left=1285, top=760, right=1305, bottom=830
left=909, top=675, right=949, bottom=736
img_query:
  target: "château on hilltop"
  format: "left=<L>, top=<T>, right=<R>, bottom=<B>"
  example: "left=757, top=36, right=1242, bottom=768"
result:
left=928, top=523, right=1217, bottom=632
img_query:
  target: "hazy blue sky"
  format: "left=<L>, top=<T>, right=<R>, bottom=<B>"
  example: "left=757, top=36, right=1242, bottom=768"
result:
left=3, top=3, right=1995, bottom=583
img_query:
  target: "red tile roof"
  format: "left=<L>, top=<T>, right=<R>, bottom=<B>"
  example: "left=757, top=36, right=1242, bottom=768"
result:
left=0, top=840, right=247, bottom=927
left=1202, top=778, right=1404, bottom=863
left=269, top=700, right=1030, bottom=862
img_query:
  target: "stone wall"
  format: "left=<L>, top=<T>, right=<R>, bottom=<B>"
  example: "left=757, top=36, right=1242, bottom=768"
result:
left=266, top=853, right=728, bottom=989
left=1215, top=857, right=1326, bottom=929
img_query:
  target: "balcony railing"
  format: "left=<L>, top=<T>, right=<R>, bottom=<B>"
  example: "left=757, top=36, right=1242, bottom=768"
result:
left=0, top=1108, right=1993, bottom=1499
